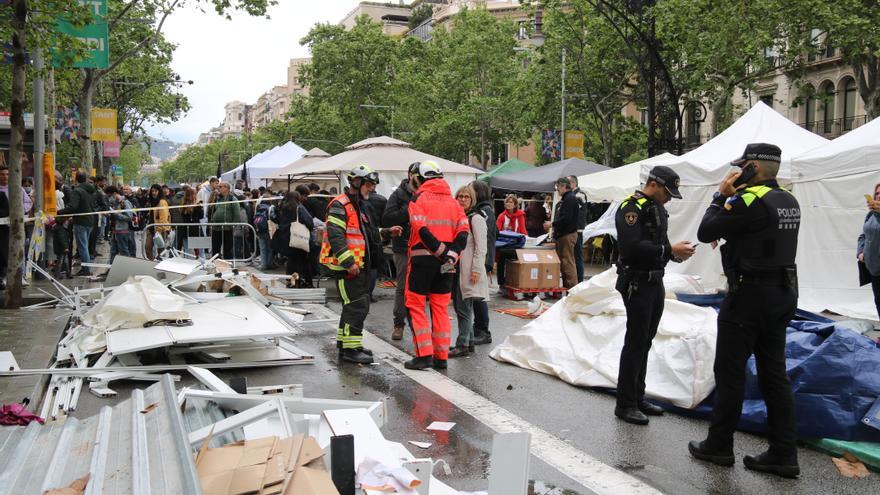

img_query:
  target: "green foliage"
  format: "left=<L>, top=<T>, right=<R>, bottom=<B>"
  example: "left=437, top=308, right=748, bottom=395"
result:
left=117, top=140, right=151, bottom=183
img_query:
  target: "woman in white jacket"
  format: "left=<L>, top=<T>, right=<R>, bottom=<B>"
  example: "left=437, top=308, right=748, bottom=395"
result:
left=449, top=184, right=489, bottom=358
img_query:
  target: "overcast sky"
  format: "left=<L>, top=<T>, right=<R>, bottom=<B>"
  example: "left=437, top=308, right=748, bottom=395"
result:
left=144, top=1, right=364, bottom=144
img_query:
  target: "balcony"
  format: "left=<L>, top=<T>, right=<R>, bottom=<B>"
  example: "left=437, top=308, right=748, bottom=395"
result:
left=799, top=115, right=868, bottom=138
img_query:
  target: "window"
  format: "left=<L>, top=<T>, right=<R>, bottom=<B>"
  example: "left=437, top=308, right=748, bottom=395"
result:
left=805, top=94, right=816, bottom=131
left=822, top=83, right=835, bottom=134
left=759, top=94, right=774, bottom=108
left=843, top=79, right=857, bottom=131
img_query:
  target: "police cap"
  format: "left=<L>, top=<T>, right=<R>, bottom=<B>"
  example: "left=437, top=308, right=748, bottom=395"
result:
left=731, top=143, right=782, bottom=167
left=647, top=165, right=682, bottom=199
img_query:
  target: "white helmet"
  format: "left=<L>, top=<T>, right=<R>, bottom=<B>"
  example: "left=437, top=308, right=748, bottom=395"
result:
left=415, top=160, right=443, bottom=180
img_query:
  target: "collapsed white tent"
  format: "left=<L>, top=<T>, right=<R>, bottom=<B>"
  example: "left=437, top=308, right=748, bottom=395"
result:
left=579, top=153, right=676, bottom=203
left=788, top=116, right=880, bottom=319
left=490, top=269, right=718, bottom=409
left=221, top=141, right=307, bottom=189
left=643, top=102, right=828, bottom=288
left=288, top=136, right=482, bottom=198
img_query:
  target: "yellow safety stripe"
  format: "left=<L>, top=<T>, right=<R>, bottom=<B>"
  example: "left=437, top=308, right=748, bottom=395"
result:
left=325, top=263, right=348, bottom=271
left=337, top=250, right=353, bottom=262
left=338, top=279, right=350, bottom=304
left=327, top=216, right=347, bottom=228
left=621, top=197, right=648, bottom=210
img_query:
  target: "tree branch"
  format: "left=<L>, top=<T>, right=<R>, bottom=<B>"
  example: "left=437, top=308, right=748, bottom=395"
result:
left=98, top=0, right=180, bottom=81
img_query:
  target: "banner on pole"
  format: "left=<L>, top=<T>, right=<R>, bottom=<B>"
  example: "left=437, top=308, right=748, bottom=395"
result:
left=564, top=130, right=585, bottom=159
left=90, top=108, right=117, bottom=141
left=103, top=139, right=120, bottom=157
left=53, top=0, right=109, bottom=69
left=541, top=129, right=561, bottom=161
left=55, top=106, right=80, bottom=142
left=42, top=152, right=57, bottom=216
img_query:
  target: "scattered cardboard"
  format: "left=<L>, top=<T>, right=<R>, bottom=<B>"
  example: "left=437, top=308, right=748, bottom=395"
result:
left=505, top=248, right=561, bottom=289
left=194, top=434, right=337, bottom=495
left=832, top=453, right=871, bottom=479
left=43, top=473, right=91, bottom=495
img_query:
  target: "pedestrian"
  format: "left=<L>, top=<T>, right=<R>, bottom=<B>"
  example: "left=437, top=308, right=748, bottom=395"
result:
left=302, top=184, right=327, bottom=282
left=272, top=191, right=314, bottom=285
left=496, top=194, right=527, bottom=234
left=254, top=190, right=275, bottom=270
left=525, top=193, right=549, bottom=237
left=366, top=188, right=388, bottom=302
left=857, top=182, right=880, bottom=318
left=105, top=185, right=136, bottom=261
left=613, top=165, right=695, bottom=425
left=89, top=175, right=108, bottom=258
left=56, top=171, right=96, bottom=276
left=179, top=187, right=203, bottom=257
left=198, top=177, right=218, bottom=215
left=169, top=185, right=186, bottom=250
left=568, top=175, right=590, bottom=283
left=449, top=184, right=488, bottom=358
left=689, top=143, right=801, bottom=478
left=208, top=182, right=238, bottom=260
left=545, top=177, right=580, bottom=289
left=382, top=162, right=419, bottom=341
left=470, top=180, right=496, bottom=345
left=320, top=165, right=398, bottom=364
left=143, top=184, right=170, bottom=260
left=403, top=161, right=469, bottom=370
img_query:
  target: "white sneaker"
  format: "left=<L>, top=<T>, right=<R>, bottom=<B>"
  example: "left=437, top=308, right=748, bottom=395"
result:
left=21, top=278, right=30, bottom=287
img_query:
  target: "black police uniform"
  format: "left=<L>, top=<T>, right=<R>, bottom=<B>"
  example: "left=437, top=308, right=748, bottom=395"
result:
left=614, top=190, right=675, bottom=411
left=696, top=180, right=800, bottom=460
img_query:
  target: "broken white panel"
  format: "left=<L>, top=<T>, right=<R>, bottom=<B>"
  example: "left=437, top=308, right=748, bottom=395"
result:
left=324, top=408, right=398, bottom=468
left=106, top=297, right=295, bottom=355
left=187, top=366, right=236, bottom=393
left=0, top=351, right=20, bottom=371
left=488, top=432, right=531, bottom=495
left=187, top=398, right=291, bottom=445
left=154, top=257, right=203, bottom=275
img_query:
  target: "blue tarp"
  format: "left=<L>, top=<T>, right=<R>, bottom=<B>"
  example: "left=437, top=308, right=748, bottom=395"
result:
left=672, top=295, right=880, bottom=442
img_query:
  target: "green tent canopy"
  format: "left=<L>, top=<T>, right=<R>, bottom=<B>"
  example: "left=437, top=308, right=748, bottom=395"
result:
left=477, top=158, right=534, bottom=182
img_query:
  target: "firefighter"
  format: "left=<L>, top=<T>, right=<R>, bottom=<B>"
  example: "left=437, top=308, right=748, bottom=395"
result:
left=320, top=164, right=401, bottom=364
left=404, top=161, right=470, bottom=370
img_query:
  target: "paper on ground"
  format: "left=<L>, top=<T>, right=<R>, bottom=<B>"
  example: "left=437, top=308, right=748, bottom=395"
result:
left=490, top=268, right=718, bottom=409
left=408, top=441, right=431, bottom=449
left=426, top=421, right=455, bottom=432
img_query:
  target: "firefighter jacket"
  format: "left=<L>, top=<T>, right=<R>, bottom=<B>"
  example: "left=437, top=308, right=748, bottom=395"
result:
left=407, top=178, right=470, bottom=258
left=320, top=192, right=370, bottom=272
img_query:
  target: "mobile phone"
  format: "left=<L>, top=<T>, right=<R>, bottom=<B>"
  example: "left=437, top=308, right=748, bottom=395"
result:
left=732, top=163, right=757, bottom=188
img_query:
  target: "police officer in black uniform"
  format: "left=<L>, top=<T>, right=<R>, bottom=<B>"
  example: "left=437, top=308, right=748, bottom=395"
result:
left=614, top=166, right=695, bottom=425
left=688, top=143, right=801, bottom=478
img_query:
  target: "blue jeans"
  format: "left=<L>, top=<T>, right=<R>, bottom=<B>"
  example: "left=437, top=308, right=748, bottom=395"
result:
left=73, top=224, right=91, bottom=273
left=110, top=232, right=136, bottom=262
left=574, top=232, right=584, bottom=282
left=257, top=234, right=273, bottom=269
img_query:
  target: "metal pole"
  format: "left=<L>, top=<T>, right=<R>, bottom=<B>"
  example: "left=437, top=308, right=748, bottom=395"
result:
left=561, top=47, right=566, bottom=159
left=33, top=48, right=45, bottom=212
left=391, top=106, right=394, bottom=139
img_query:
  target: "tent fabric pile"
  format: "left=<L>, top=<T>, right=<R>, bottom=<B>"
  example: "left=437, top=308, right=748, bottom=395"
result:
left=490, top=269, right=719, bottom=409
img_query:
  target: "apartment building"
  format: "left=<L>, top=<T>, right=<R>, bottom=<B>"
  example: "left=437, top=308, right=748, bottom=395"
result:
left=287, top=57, right=311, bottom=97
left=339, top=1, right=412, bottom=36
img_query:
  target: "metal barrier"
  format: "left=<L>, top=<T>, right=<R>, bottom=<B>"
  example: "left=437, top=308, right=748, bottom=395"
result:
left=141, top=222, right=258, bottom=264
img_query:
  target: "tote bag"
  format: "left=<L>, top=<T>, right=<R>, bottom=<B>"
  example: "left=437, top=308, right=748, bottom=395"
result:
left=289, top=207, right=311, bottom=251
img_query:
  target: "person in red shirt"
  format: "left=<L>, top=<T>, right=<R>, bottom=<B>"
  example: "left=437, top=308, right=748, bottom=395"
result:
left=404, top=161, right=470, bottom=370
left=495, top=194, right=527, bottom=235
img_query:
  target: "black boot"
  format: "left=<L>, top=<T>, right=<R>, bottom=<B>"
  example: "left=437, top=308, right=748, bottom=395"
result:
left=472, top=333, right=492, bottom=345
left=338, top=347, right=373, bottom=357
left=340, top=348, right=374, bottom=364
left=743, top=451, right=799, bottom=478
left=447, top=346, right=469, bottom=358
left=688, top=440, right=735, bottom=467
left=614, top=406, right=649, bottom=425
left=639, top=400, right=665, bottom=416
left=432, top=358, right=447, bottom=370
left=404, top=356, right=433, bottom=370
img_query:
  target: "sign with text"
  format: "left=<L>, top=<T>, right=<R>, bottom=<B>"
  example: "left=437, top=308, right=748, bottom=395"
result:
left=43, top=153, right=57, bottom=216
left=90, top=108, right=117, bottom=141
left=103, top=139, right=120, bottom=157
left=54, top=0, right=109, bottom=69
left=564, top=130, right=585, bottom=159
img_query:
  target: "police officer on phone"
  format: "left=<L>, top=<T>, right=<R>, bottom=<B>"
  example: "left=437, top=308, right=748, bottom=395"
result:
left=614, top=166, right=695, bottom=425
left=689, top=143, right=801, bottom=478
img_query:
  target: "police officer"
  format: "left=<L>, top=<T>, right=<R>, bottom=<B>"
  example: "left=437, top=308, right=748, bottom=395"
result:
left=689, top=143, right=801, bottom=478
left=614, top=165, right=695, bottom=425
left=320, top=165, right=401, bottom=364
left=404, top=161, right=470, bottom=370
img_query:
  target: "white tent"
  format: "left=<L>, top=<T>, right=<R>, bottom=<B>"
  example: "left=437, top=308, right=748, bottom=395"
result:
left=788, top=116, right=880, bottom=319
left=288, top=136, right=482, bottom=198
left=220, top=141, right=307, bottom=189
left=645, top=102, right=829, bottom=288
left=578, top=153, right=676, bottom=203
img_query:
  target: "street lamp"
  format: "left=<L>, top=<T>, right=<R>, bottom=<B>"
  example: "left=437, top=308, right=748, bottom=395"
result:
left=359, top=104, right=395, bottom=139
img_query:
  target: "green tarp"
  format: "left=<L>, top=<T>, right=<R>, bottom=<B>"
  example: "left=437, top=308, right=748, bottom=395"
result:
left=477, top=158, right=534, bottom=182
left=804, top=438, right=880, bottom=471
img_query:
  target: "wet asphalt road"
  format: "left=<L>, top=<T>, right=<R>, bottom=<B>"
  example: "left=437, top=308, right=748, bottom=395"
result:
left=70, top=282, right=880, bottom=493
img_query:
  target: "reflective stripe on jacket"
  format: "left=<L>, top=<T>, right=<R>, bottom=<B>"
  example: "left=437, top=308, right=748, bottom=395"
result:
left=407, top=178, right=469, bottom=254
left=320, top=193, right=367, bottom=271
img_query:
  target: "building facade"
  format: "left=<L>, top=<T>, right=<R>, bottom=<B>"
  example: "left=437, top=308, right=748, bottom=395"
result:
left=287, top=57, right=311, bottom=97
left=339, top=2, right=412, bottom=36
left=221, top=101, right=249, bottom=137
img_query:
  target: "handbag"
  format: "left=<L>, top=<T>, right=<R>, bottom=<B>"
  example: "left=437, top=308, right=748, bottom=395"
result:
left=288, top=207, right=311, bottom=251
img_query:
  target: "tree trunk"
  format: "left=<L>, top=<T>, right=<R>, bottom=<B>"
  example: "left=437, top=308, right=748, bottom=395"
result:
left=79, top=69, right=96, bottom=172
left=5, top=0, right=28, bottom=309
left=710, top=93, right=730, bottom=138
left=852, top=54, right=880, bottom=120
left=599, top=113, right=614, bottom=166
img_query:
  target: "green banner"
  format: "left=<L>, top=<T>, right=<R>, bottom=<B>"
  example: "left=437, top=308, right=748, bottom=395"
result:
left=54, top=0, right=109, bottom=69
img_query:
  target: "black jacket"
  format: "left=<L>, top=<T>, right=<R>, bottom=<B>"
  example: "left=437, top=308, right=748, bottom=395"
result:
left=58, top=182, right=96, bottom=227
left=475, top=200, right=497, bottom=272
left=382, top=180, right=414, bottom=254
left=552, top=190, right=580, bottom=237
left=615, top=190, right=672, bottom=271
left=305, top=195, right=328, bottom=221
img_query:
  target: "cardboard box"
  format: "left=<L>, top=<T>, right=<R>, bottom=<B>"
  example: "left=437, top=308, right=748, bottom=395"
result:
left=504, top=248, right=561, bottom=289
